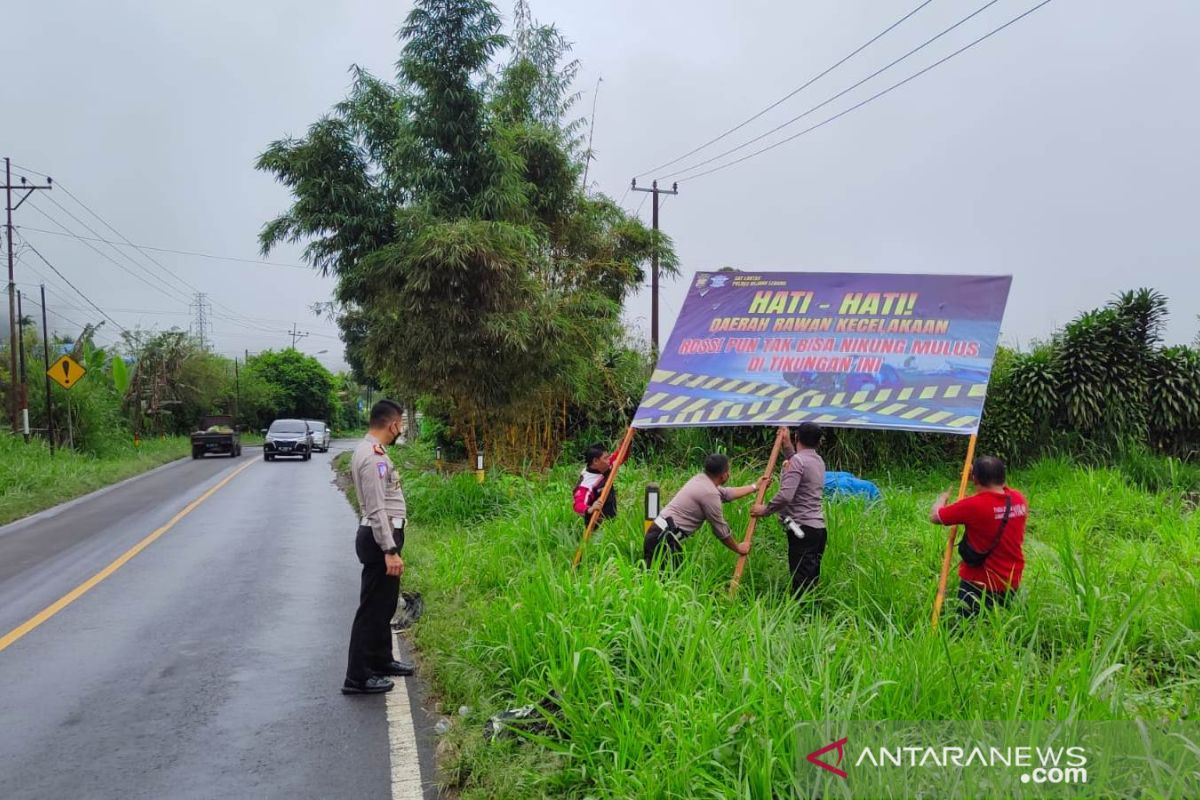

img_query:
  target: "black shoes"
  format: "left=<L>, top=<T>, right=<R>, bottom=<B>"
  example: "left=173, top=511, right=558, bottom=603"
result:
left=373, top=660, right=415, bottom=677
left=342, top=675, right=395, bottom=695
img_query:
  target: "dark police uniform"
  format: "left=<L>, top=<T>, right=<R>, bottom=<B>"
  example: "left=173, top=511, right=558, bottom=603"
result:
left=345, top=434, right=407, bottom=685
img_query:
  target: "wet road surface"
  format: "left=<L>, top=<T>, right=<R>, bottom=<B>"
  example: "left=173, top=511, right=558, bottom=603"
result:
left=0, top=444, right=434, bottom=799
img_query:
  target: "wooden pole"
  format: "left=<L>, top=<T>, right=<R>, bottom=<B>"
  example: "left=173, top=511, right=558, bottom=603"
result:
left=931, top=433, right=978, bottom=629
left=728, top=427, right=788, bottom=597
left=571, top=425, right=636, bottom=570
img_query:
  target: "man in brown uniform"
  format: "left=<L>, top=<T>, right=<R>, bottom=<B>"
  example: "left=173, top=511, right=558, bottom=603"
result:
left=752, top=423, right=827, bottom=598
left=643, top=453, right=762, bottom=568
left=343, top=399, right=415, bottom=695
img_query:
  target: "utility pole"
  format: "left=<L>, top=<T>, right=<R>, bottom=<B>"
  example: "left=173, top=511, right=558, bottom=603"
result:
left=16, top=289, right=28, bottom=440
left=40, top=284, right=54, bottom=454
left=288, top=323, right=309, bottom=350
left=630, top=178, right=678, bottom=356
left=189, top=292, right=212, bottom=351
left=5, top=157, right=53, bottom=434
left=233, top=358, right=240, bottom=426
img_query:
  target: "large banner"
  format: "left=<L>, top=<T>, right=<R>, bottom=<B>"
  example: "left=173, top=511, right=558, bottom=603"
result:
left=632, top=272, right=1012, bottom=434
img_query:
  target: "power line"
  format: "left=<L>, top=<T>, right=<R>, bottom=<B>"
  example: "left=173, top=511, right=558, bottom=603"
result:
left=44, top=185, right=259, bottom=331
left=634, top=0, right=937, bottom=178
left=39, top=192, right=195, bottom=303
left=12, top=166, right=341, bottom=352
left=51, top=181, right=309, bottom=334
left=8, top=163, right=51, bottom=179
left=676, top=0, right=1056, bottom=184
left=14, top=224, right=309, bottom=270
left=25, top=201, right=192, bottom=305
left=18, top=239, right=128, bottom=333
left=663, top=0, right=1006, bottom=181
left=28, top=180, right=305, bottom=336
left=20, top=294, right=107, bottom=341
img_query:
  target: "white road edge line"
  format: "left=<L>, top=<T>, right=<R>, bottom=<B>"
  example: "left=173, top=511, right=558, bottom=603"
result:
left=387, top=628, right=424, bottom=800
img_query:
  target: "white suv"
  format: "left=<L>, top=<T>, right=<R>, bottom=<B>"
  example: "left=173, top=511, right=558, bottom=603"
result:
left=305, top=420, right=331, bottom=452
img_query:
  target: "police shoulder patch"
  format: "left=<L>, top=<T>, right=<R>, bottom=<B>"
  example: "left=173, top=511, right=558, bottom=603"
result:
left=377, top=462, right=388, bottom=479
left=372, top=444, right=386, bottom=455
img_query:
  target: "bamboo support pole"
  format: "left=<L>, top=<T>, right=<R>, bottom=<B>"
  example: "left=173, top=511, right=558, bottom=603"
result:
left=571, top=425, right=637, bottom=571
left=727, top=427, right=788, bottom=597
left=931, top=433, right=978, bottom=629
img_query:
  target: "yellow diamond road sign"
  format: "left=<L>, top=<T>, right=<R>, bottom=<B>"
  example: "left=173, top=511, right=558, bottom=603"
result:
left=48, top=355, right=86, bottom=390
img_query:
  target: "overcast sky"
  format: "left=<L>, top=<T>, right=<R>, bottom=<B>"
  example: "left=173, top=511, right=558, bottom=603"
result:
left=3, top=0, right=1197, bottom=373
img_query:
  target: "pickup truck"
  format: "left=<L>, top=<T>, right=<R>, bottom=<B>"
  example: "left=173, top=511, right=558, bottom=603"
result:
left=191, top=414, right=242, bottom=459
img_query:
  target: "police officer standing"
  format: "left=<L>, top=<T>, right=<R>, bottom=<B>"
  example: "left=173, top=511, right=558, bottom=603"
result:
left=343, top=399, right=415, bottom=695
left=752, top=423, right=828, bottom=599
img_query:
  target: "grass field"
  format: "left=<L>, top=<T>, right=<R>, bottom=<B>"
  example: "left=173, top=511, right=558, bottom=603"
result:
left=352, top=444, right=1199, bottom=798
left=0, top=434, right=189, bottom=525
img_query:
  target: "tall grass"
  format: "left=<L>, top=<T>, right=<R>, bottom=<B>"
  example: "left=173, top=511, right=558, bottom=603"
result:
left=0, top=434, right=189, bottom=525
left=381, top=445, right=1199, bottom=798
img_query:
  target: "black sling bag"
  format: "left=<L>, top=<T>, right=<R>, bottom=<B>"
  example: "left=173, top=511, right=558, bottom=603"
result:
left=958, top=495, right=1012, bottom=568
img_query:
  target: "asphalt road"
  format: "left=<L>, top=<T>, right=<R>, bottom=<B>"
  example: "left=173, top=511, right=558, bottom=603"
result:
left=0, top=444, right=435, bottom=800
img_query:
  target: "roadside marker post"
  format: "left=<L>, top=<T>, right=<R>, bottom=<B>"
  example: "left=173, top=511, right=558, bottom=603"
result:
left=643, top=483, right=660, bottom=534
left=475, top=450, right=485, bottom=483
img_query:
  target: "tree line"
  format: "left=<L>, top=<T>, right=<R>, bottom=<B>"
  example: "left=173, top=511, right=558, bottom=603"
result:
left=1, top=324, right=364, bottom=456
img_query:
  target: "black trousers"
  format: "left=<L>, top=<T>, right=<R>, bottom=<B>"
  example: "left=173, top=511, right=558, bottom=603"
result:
left=346, top=526, right=403, bottom=682
left=643, top=524, right=685, bottom=569
left=957, top=580, right=1015, bottom=617
left=787, top=524, right=827, bottom=599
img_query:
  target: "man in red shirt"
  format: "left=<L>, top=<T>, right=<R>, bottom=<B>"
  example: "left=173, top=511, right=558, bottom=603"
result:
left=930, top=455, right=1028, bottom=617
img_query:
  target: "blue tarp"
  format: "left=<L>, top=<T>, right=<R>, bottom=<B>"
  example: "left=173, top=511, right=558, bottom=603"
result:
left=825, top=471, right=882, bottom=502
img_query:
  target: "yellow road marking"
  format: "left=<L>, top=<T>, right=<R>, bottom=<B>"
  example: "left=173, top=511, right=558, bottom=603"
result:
left=0, top=459, right=256, bottom=655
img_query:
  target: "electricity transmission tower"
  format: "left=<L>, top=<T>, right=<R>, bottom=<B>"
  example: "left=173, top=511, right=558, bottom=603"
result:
left=190, top=292, right=212, bottom=351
